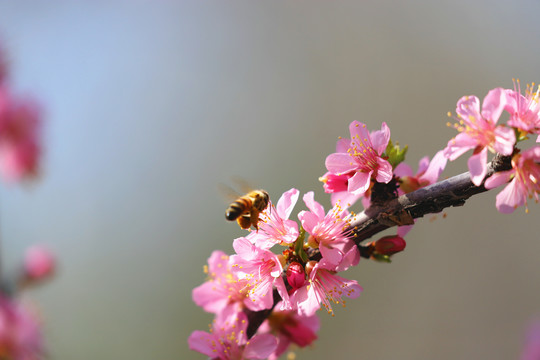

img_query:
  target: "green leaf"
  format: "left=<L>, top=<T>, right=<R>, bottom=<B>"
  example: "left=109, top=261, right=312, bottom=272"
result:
left=384, top=140, right=408, bottom=169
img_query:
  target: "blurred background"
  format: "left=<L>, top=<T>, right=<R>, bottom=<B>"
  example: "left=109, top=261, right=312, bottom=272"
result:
left=0, top=1, right=539, bottom=359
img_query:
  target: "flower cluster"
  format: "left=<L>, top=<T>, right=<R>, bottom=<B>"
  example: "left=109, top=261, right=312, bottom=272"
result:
left=190, top=81, right=540, bottom=359
left=444, top=81, right=540, bottom=213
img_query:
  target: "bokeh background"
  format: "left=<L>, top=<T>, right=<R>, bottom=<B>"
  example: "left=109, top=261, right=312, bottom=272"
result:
left=0, top=1, right=539, bottom=359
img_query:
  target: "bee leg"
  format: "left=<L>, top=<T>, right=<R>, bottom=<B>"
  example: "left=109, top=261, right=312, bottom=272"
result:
left=250, top=208, right=261, bottom=231
left=237, top=216, right=252, bottom=230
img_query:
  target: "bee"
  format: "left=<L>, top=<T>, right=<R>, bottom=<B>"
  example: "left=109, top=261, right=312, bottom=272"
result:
left=225, top=189, right=270, bottom=230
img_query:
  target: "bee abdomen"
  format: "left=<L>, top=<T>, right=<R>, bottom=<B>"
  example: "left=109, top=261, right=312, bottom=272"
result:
left=225, top=198, right=252, bottom=221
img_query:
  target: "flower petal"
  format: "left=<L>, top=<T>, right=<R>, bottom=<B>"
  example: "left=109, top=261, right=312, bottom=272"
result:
left=419, top=150, right=447, bottom=185
left=348, top=170, right=372, bottom=195
left=325, top=153, right=357, bottom=175
left=302, top=192, right=325, bottom=220
left=467, top=147, right=488, bottom=186
left=276, top=188, right=299, bottom=220
left=375, top=158, right=393, bottom=183
left=481, top=87, right=506, bottom=124
left=370, top=122, right=391, bottom=155
left=484, top=170, right=513, bottom=190
left=243, top=334, right=278, bottom=359
left=493, top=126, right=516, bottom=155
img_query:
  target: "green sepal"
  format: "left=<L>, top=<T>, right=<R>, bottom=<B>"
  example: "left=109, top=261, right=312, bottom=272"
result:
left=384, top=140, right=408, bottom=169
left=371, top=253, right=392, bottom=263
left=294, top=227, right=309, bottom=263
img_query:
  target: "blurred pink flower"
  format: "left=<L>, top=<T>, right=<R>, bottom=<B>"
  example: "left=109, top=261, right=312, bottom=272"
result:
left=259, top=301, right=320, bottom=360
left=0, top=88, right=41, bottom=183
left=0, top=297, right=43, bottom=360
left=444, top=88, right=515, bottom=186
left=520, top=318, right=540, bottom=360
left=24, top=246, right=55, bottom=282
left=325, top=121, right=393, bottom=196
left=485, top=146, right=540, bottom=213
left=188, top=309, right=277, bottom=360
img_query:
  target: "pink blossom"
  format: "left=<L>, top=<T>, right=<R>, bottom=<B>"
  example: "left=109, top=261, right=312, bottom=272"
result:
left=444, top=88, right=515, bottom=186
left=192, top=250, right=267, bottom=314
left=394, top=150, right=447, bottom=194
left=319, top=171, right=365, bottom=209
left=0, top=88, right=41, bottom=183
left=230, top=238, right=290, bottom=311
left=298, top=192, right=359, bottom=271
left=255, top=188, right=299, bottom=248
left=188, top=309, right=277, bottom=360
left=0, top=297, right=43, bottom=360
left=259, top=301, right=320, bottom=360
left=485, top=146, right=540, bottom=213
left=23, top=245, right=55, bottom=282
left=325, top=121, right=393, bottom=196
left=290, top=262, right=362, bottom=317
left=505, top=80, right=540, bottom=134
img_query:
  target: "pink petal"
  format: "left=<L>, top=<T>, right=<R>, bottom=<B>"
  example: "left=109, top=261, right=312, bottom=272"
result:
left=456, top=95, right=481, bottom=124
left=419, top=150, right=447, bottom=185
left=348, top=120, right=370, bottom=144
left=481, top=87, right=506, bottom=124
left=493, top=126, right=516, bottom=155
left=325, top=153, right=357, bottom=175
left=275, top=277, right=292, bottom=311
left=370, top=122, right=391, bottom=155
left=319, top=244, right=344, bottom=267
left=397, top=224, right=414, bottom=237
left=232, top=237, right=257, bottom=260
left=336, top=137, right=351, bottom=152
left=298, top=210, right=320, bottom=234
left=467, top=147, right=488, bottom=186
left=330, top=191, right=362, bottom=208
left=444, top=133, right=477, bottom=161
left=243, top=334, right=278, bottom=359
left=375, top=158, right=393, bottom=183
left=276, top=188, right=299, bottom=219
left=188, top=331, right=217, bottom=357
left=192, top=282, right=230, bottom=313
left=348, top=170, right=372, bottom=195
left=495, top=179, right=527, bottom=213
left=536, top=134, right=540, bottom=143
left=302, top=192, right=325, bottom=220
left=484, top=170, right=513, bottom=189
left=394, top=161, right=414, bottom=178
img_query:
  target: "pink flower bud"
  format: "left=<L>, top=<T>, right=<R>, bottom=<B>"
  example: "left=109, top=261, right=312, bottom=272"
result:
left=374, top=235, right=406, bottom=256
left=24, top=245, right=55, bottom=281
left=286, top=262, right=305, bottom=290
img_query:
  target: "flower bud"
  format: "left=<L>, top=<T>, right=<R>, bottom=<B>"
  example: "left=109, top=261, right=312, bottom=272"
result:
left=286, top=262, right=305, bottom=290
left=374, top=235, right=406, bottom=256
left=24, top=245, right=55, bottom=281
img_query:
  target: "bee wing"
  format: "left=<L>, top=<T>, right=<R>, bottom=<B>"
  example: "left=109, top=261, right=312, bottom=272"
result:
left=230, top=176, right=255, bottom=194
left=217, top=183, right=242, bottom=202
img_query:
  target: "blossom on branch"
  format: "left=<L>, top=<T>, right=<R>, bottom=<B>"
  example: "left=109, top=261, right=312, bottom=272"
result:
left=444, top=88, right=515, bottom=186
left=325, top=121, right=393, bottom=196
left=505, top=80, right=540, bottom=136
left=485, top=146, right=540, bottom=213
left=298, top=192, right=359, bottom=272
